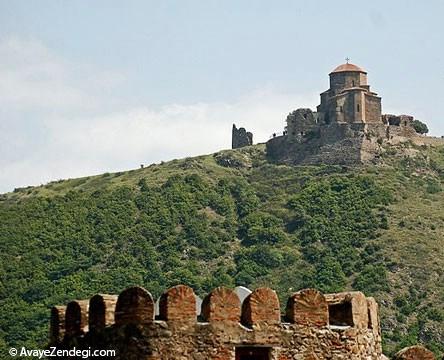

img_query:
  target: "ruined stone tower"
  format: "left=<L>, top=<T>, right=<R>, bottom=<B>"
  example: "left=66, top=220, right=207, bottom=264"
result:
left=232, top=124, right=253, bottom=149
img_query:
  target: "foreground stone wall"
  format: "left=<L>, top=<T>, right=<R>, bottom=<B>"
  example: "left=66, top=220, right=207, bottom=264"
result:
left=49, top=285, right=436, bottom=359
left=50, top=286, right=386, bottom=359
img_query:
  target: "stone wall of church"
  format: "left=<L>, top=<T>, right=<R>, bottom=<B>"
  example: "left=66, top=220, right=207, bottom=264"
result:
left=329, top=72, right=364, bottom=94
left=365, top=95, right=382, bottom=123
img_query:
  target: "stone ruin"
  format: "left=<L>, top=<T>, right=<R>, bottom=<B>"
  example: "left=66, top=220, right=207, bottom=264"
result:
left=264, top=63, right=442, bottom=165
left=48, top=285, right=436, bottom=359
left=232, top=124, right=253, bottom=149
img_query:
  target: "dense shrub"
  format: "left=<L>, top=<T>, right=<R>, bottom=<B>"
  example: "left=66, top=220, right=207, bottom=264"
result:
left=287, top=176, right=391, bottom=292
left=412, top=119, right=429, bottom=134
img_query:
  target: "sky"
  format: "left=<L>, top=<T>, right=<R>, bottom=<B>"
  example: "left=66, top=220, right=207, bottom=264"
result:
left=1, top=0, right=443, bottom=193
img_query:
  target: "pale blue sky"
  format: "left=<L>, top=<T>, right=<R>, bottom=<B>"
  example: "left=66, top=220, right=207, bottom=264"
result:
left=1, top=0, right=443, bottom=192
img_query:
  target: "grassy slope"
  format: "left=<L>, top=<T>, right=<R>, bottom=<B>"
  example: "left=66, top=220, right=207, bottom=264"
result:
left=0, top=142, right=443, bottom=357
left=376, top=155, right=444, bottom=353
left=2, top=147, right=262, bottom=201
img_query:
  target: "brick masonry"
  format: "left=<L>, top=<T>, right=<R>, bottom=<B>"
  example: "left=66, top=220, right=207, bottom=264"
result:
left=48, top=285, right=436, bottom=359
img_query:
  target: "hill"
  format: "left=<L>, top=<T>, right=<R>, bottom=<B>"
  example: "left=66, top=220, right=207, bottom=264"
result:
left=0, top=141, right=443, bottom=358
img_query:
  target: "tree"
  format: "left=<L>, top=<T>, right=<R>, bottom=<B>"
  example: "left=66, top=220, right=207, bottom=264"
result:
left=412, top=119, right=429, bottom=134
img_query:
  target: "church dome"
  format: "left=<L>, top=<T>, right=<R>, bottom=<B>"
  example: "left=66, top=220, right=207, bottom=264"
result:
left=330, top=63, right=366, bottom=74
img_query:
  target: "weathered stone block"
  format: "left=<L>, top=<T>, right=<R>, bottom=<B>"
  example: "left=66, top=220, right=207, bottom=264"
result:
left=89, top=294, right=117, bottom=331
left=325, top=292, right=368, bottom=328
left=286, top=289, right=328, bottom=327
left=159, top=285, right=196, bottom=322
left=50, top=305, right=66, bottom=344
left=366, top=297, right=379, bottom=336
left=65, top=300, right=89, bottom=337
left=115, top=286, right=154, bottom=325
left=201, top=287, right=240, bottom=323
left=303, top=352, right=320, bottom=360
left=241, top=287, right=280, bottom=326
left=393, top=345, right=436, bottom=360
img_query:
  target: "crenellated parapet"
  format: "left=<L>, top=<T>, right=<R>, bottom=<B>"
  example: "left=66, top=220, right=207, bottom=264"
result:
left=159, top=284, right=196, bottom=322
left=65, top=300, right=89, bottom=337
left=115, top=286, right=154, bottom=326
left=286, top=288, right=329, bottom=327
left=49, top=285, right=435, bottom=359
left=201, top=287, right=240, bottom=323
left=49, top=305, right=66, bottom=344
left=241, top=287, right=280, bottom=326
left=89, top=294, right=117, bottom=332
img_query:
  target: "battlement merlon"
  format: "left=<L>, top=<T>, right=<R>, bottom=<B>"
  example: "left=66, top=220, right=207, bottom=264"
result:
left=51, top=286, right=381, bottom=340
left=49, top=285, right=438, bottom=359
left=50, top=285, right=386, bottom=359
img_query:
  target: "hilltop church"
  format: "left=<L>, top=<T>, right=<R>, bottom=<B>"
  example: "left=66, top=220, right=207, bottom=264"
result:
left=233, top=62, right=427, bottom=165
left=318, top=62, right=381, bottom=124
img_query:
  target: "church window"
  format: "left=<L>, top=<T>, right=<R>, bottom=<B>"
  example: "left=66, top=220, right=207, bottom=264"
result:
left=352, top=80, right=355, bottom=86
left=357, top=104, right=360, bottom=112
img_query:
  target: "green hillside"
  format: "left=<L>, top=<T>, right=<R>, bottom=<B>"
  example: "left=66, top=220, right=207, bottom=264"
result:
left=0, top=142, right=443, bottom=358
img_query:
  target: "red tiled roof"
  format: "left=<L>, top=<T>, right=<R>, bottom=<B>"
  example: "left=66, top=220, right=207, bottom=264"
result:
left=330, top=63, right=366, bottom=74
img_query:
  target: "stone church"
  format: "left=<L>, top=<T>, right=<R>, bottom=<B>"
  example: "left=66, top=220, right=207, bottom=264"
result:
left=264, top=62, right=427, bottom=165
left=318, top=62, right=381, bottom=124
